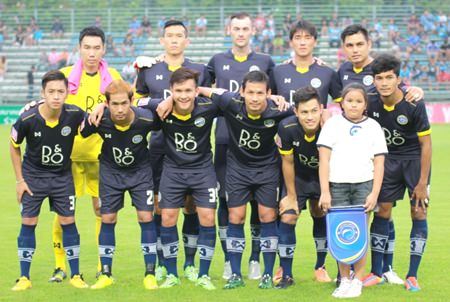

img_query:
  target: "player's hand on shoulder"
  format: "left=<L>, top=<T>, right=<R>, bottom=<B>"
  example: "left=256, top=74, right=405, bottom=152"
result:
left=88, top=103, right=107, bottom=127
left=133, top=54, right=165, bottom=70
left=19, top=99, right=44, bottom=115
left=313, top=56, right=327, bottom=66
left=270, top=95, right=289, bottom=111
left=156, top=95, right=173, bottom=120
left=404, top=86, right=424, bottom=103
left=279, top=195, right=299, bottom=215
left=15, top=179, right=33, bottom=203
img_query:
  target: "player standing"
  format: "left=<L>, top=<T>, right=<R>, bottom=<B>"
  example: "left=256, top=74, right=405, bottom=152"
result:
left=363, top=54, right=431, bottom=292
left=207, top=12, right=275, bottom=280
left=10, top=71, right=88, bottom=290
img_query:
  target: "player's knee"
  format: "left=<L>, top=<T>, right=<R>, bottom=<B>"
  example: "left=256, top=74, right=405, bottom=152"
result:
left=280, top=213, right=298, bottom=224
left=229, top=208, right=245, bottom=224
left=309, top=202, right=324, bottom=218
left=101, top=213, right=117, bottom=224
left=22, top=217, right=38, bottom=225
left=410, top=207, right=427, bottom=220
left=137, top=211, right=153, bottom=223
left=58, top=215, right=75, bottom=225
left=375, top=203, right=392, bottom=219
left=259, top=209, right=277, bottom=223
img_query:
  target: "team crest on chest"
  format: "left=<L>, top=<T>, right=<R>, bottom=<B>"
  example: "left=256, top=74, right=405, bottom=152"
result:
left=132, top=134, right=143, bottom=144
left=249, top=65, right=260, bottom=72
left=362, top=75, right=373, bottom=86
left=194, top=117, right=206, bottom=127
left=310, top=78, right=322, bottom=88
left=264, top=119, right=275, bottom=128
left=396, top=115, right=408, bottom=125
left=61, top=126, right=71, bottom=136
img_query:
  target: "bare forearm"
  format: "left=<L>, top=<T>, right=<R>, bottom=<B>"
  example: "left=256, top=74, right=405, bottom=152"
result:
left=419, top=136, right=432, bottom=185
left=371, top=155, right=385, bottom=198
left=10, top=143, right=23, bottom=181
left=281, top=155, right=296, bottom=197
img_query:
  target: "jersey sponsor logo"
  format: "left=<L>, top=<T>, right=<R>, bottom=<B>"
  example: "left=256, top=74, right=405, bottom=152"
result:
left=112, top=147, right=135, bottom=165
left=264, top=119, right=275, bottom=128
left=284, top=78, right=291, bottom=83
left=238, top=129, right=261, bottom=150
left=349, top=125, right=362, bottom=136
left=223, top=65, right=230, bottom=70
left=336, top=221, right=360, bottom=245
left=174, top=132, right=198, bottom=153
left=34, top=131, right=41, bottom=137
left=298, top=153, right=319, bottom=168
left=249, top=65, right=260, bottom=72
left=310, top=78, right=322, bottom=88
left=363, top=75, right=374, bottom=86
left=396, top=114, right=409, bottom=125
left=132, top=134, right=143, bottom=144
left=61, top=126, right=71, bottom=136
left=194, top=117, right=206, bottom=127
left=42, top=144, right=64, bottom=165
left=156, top=74, right=163, bottom=80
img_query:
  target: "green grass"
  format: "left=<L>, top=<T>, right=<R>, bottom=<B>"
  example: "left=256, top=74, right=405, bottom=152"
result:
left=0, top=124, right=449, bottom=301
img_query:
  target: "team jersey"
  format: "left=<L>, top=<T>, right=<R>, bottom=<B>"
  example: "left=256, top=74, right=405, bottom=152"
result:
left=135, top=59, right=212, bottom=154
left=367, top=94, right=431, bottom=160
left=277, top=115, right=320, bottom=179
left=80, top=106, right=160, bottom=171
left=338, top=61, right=376, bottom=93
left=60, top=66, right=121, bottom=162
left=207, top=50, right=275, bottom=144
left=140, top=97, right=220, bottom=171
left=211, top=91, right=294, bottom=169
left=270, top=62, right=342, bottom=107
left=10, top=104, right=85, bottom=177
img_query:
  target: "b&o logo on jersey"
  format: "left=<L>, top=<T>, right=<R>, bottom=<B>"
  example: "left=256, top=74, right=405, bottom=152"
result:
left=194, top=117, right=206, bottom=128
left=363, top=75, right=374, bottom=86
left=174, top=132, right=197, bottom=153
left=42, top=144, right=64, bottom=165
left=112, top=147, right=135, bottom=166
left=336, top=221, right=360, bottom=245
left=249, top=65, right=260, bottom=72
left=61, top=126, right=71, bottom=136
left=132, top=135, right=143, bottom=144
left=396, top=115, right=408, bottom=125
left=310, top=78, right=322, bottom=88
left=238, top=129, right=261, bottom=150
left=264, top=119, right=275, bottom=128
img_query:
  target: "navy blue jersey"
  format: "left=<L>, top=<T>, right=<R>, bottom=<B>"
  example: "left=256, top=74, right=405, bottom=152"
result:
left=270, top=62, right=342, bottom=107
left=338, top=61, right=376, bottom=93
left=80, top=106, right=160, bottom=171
left=135, top=59, right=212, bottom=153
left=207, top=50, right=275, bottom=144
left=141, top=97, right=220, bottom=171
left=367, top=94, right=431, bottom=160
left=278, top=115, right=320, bottom=179
left=11, top=104, right=85, bottom=177
left=212, top=91, right=294, bottom=169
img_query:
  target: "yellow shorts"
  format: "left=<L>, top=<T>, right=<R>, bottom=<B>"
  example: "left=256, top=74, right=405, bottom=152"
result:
left=72, top=161, right=99, bottom=198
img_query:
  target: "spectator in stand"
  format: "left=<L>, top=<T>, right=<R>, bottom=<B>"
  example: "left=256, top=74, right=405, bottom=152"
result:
left=437, top=57, right=450, bottom=82
left=121, top=32, right=135, bottom=57
left=223, top=14, right=231, bottom=35
left=51, top=17, right=64, bottom=38
left=66, top=46, right=79, bottom=66
left=320, top=17, right=328, bottom=37
left=360, top=17, right=368, bottom=29
left=388, top=18, right=400, bottom=44
left=369, top=27, right=382, bottom=49
left=36, top=51, right=48, bottom=71
left=437, top=23, right=447, bottom=39
left=266, top=14, right=275, bottom=30
left=93, top=16, right=102, bottom=28
left=399, top=62, right=412, bottom=86
left=420, top=10, right=436, bottom=33
left=158, top=16, right=166, bottom=36
left=0, top=55, right=7, bottom=81
left=47, top=48, right=60, bottom=70
left=128, top=15, right=142, bottom=37
left=27, top=64, right=35, bottom=100
left=23, top=25, right=34, bottom=46
left=121, top=61, right=135, bottom=83
left=426, top=60, right=437, bottom=91
left=141, top=16, right=152, bottom=37
left=407, top=14, right=419, bottom=33
left=182, top=16, right=191, bottom=34
left=440, top=37, right=449, bottom=59
left=254, top=13, right=265, bottom=33
left=29, top=16, right=37, bottom=31
left=342, top=16, right=353, bottom=27
left=272, top=32, right=285, bottom=55
left=283, top=14, right=293, bottom=36
left=58, top=49, right=69, bottom=68
left=0, top=20, right=8, bottom=40
left=426, top=40, right=440, bottom=65
left=14, top=25, right=25, bottom=46
left=106, top=34, right=119, bottom=57
left=406, top=30, right=422, bottom=60
left=336, top=47, right=346, bottom=69
left=33, top=25, right=43, bottom=45
left=328, top=21, right=341, bottom=48
left=411, top=60, right=423, bottom=82
left=195, top=15, right=208, bottom=37
left=436, top=10, right=447, bottom=26
left=260, top=27, right=274, bottom=55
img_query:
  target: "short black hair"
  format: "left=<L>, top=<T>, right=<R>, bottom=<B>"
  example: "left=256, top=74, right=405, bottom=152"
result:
left=341, top=24, right=369, bottom=43
left=163, top=20, right=188, bottom=37
left=230, top=12, right=252, bottom=22
left=79, top=26, right=105, bottom=44
left=341, top=82, right=368, bottom=106
left=242, top=70, right=270, bottom=92
left=170, top=67, right=199, bottom=87
left=42, top=70, right=68, bottom=89
left=292, top=86, right=321, bottom=108
left=289, top=20, right=318, bottom=40
left=371, top=53, right=401, bottom=77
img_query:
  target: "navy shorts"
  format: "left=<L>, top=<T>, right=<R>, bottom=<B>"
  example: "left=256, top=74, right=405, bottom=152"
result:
left=99, top=165, right=154, bottom=214
left=330, top=180, right=373, bottom=207
left=149, top=151, right=164, bottom=192
left=21, top=172, right=76, bottom=218
left=214, top=144, right=228, bottom=199
left=159, top=167, right=218, bottom=209
left=378, top=157, right=430, bottom=204
left=226, top=162, right=280, bottom=209
left=281, top=174, right=320, bottom=210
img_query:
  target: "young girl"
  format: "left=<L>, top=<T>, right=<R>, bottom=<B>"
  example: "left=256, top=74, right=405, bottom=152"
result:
left=317, top=83, right=387, bottom=298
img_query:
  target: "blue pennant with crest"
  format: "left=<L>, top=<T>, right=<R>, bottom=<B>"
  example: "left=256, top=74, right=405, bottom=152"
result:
left=326, top=206, right=368, bottom=265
